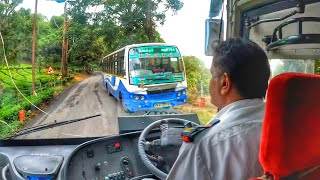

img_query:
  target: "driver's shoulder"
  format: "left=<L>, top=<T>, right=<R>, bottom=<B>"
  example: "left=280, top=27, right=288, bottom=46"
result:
left=184, top=120, right=263, bottom=150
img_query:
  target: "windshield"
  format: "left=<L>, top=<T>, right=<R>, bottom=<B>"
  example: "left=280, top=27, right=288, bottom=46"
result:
left=129, top=46, right=185, bottom=85
left=0, top=0, right=319, bottom=140
left=0, top=0, right=215, bottom=140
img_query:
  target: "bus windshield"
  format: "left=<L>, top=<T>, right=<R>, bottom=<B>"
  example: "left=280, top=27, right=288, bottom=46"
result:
left=129, top=46, right=185, bottom=85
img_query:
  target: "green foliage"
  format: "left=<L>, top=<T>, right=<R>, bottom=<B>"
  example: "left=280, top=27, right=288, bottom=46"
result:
left=0, top=63, right=62, bottom=139
left=37, top=16, right=64, bottom=63
left=175, top=105, right=217, bottom=125
left=315, top=59, right=320, bottom=75
left=0, top=64, right=57, bottom=138
left=0, top=7, right=33, bottom=64
left=97, top=0, right=183, bottom=42
left=0, top=88, right=54, bottom=122
left=183, top=56, right=211, bottom=104
left=0, top=0, right=181, bottom=69
left=0, top=9, right=63, bottom=65
left=0, top=120, right=22, bottom=139
left=0, top=103, right=21, bottom=122
left=0, top=65, right=57, bottom=123
left=66, top=0, right=180, bottom=65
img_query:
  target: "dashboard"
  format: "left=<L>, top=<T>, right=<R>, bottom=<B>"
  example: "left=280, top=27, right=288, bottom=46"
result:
left=0, top=132, right=157, bottom=180
left=0, top=114, right=200, bottom=180
left=66, top=132, right=153, bottom=180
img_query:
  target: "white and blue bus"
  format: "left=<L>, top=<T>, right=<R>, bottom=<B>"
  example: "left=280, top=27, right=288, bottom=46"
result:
left=101, top=43, right=188, bottom=112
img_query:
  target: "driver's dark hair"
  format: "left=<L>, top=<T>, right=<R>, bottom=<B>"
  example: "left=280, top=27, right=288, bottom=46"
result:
left=213, top=37, right=271, bottom=98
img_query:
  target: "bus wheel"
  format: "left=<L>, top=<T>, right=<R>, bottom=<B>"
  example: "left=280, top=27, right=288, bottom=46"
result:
left=106, top=84, right=112, bottom=96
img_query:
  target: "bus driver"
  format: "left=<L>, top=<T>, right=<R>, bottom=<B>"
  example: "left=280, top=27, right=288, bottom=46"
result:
left=166, top=38, right=271, bottom=180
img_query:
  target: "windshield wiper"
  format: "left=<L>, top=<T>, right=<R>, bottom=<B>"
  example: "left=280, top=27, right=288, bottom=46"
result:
left=6, top=114, right=102, bottom=139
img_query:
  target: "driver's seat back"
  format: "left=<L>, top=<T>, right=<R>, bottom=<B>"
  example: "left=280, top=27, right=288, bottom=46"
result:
left=259, top=73, right=320, bottom=180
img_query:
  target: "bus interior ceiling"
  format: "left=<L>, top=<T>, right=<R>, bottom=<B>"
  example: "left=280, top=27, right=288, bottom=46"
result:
left=238, top=0, right=320, bottom=60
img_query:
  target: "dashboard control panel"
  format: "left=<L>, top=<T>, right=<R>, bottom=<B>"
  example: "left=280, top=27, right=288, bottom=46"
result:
left=107, top=142, right=122, bottom=154
left=66, top=135, right=151, bottom=180
left=120, top=157, right=134, bottom=178
left=105, top=171, right=126, bottom=180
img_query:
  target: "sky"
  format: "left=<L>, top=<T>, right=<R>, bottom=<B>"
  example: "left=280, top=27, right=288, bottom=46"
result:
left=18, top=0, right=214, bottom=68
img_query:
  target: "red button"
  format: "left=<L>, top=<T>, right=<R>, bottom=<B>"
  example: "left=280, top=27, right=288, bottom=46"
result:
left=114, top=142, right=121, bottom=148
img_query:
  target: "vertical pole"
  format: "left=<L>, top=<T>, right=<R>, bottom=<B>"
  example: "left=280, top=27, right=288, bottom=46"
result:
left=32, top=0, right=38, bottom=96
left=66, top=31, right=69, bottom=76
left=61, top=2, right=68, bottom=77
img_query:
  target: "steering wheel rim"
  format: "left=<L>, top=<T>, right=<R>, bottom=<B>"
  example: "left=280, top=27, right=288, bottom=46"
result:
left=138, top=118, right=197, bottom=180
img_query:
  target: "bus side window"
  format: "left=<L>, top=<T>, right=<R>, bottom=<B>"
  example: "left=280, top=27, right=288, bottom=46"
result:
left=108, top=58, right=110, bottom=73
left=115, top=61, right=118, bottom=75
left=112, top=62, right=114, bottom=74
left=121, top=58, right=126, bottom=77
left=107, top=62, right=109, bottom=73
left=118, top=50, right=125, bottom=77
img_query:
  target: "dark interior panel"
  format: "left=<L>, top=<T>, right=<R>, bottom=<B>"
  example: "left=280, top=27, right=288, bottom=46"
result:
left=241, top=0, right=320, bottom=59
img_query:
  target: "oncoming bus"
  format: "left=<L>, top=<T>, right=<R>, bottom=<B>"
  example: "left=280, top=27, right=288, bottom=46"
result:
left=101, top=43, right=188, bottom=112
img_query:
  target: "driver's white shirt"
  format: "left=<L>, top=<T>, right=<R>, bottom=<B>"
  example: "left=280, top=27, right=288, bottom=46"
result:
left=166, top=98, right=265, bottom=180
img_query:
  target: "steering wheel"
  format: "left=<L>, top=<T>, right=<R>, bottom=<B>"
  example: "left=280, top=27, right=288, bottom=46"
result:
left=138, top=118, right=198, bottom=180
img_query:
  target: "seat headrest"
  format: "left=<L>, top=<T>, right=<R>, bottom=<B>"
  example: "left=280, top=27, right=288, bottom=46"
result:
left=259, top=73, right=320, bottom=178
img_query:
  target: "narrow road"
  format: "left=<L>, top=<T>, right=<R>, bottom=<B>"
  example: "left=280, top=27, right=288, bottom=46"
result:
left=20, top=73, right=180, bottom=139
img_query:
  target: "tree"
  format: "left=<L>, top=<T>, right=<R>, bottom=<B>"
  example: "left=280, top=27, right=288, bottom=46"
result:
left=0, top=0, right=24, bottom=65
left=101, top=0, right=183, bottom=42
left=183, top=56, right=211, bottom=104
left=66, top=0, right=168, bottom=66
left=0, top=7, right=33, bottom=64
left=0, top=0, right=23, bottom=31
left=0, top=0, right=183, bottom=70
left=37, top=16, right=64, bottom=65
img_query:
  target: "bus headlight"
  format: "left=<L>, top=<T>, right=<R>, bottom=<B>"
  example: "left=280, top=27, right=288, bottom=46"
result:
left=134, top=95, right=139, bottom=101
left=182, top=90, right=186, bottom=95
left=140, top=96, right=145, bottom=100
left=177, top=92, right=181, bottom=97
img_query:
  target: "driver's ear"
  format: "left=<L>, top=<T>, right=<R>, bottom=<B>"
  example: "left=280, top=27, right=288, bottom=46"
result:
left=220, top=73, right=231, bottom=96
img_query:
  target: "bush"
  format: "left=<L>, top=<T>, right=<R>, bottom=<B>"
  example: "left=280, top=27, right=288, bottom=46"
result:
left=0, top=63, right=76, bottom=138
left=187, top=86, right=199, bottom=105
left=0, top=90, right=18, bottom=108
left=0, top=105, right=22, bottom=122
left=183, top=56, right=211, bottom=104
left=0, top=88, right=54, bottom=122
left=0, top=121, right=23, bottom=139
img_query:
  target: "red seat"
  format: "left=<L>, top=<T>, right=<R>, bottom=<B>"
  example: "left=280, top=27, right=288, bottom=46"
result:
left=259, top=73, right=320, bottom=180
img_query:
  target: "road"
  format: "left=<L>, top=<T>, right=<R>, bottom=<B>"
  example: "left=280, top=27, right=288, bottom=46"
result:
left=20, top=73, right=180, bottom=139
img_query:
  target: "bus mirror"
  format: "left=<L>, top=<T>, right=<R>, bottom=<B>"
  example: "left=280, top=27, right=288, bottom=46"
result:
left=205, top=18, right=224, bottom=56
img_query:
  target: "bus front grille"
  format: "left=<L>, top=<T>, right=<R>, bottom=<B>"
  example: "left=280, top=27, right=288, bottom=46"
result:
left=148, top=94, right=174, bottom=100
left=147, top=88, right=175, bottom=95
